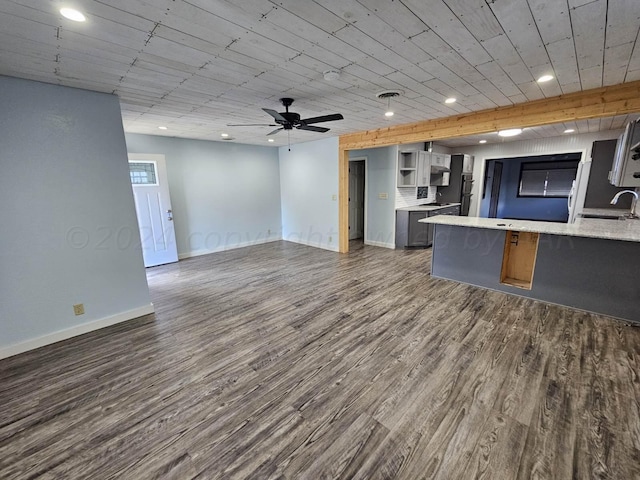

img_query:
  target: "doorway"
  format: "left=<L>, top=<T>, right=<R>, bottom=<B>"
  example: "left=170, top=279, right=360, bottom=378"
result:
left=349, top=159, right=366, bottom=240
left=128, top=154, right=179, bottom=267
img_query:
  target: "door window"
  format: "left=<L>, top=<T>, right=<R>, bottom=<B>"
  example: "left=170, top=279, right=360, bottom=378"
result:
left=129, top=162, right=158, bottom=185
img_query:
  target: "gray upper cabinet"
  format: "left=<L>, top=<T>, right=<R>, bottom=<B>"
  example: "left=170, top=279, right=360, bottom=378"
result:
left=610, top=120, right=640, bottom=187
left=417, top=151, right=431, bottom=187
left=462, top=155, right=474, bottom=174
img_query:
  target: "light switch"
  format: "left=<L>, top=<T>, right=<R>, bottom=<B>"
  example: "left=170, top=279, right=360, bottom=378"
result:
left=378, top=193, right=388, bottom=199
left=332, top=194, right=337, bottom=201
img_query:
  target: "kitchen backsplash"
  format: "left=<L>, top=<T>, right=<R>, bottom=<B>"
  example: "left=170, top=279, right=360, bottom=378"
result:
left=395, top=186, right=436, bottom=208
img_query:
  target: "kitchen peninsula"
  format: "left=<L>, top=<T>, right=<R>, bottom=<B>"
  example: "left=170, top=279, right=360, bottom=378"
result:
left=420, top=215, right=640, bottom=323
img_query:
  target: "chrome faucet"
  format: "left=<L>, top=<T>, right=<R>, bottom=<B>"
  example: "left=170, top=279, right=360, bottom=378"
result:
left=610, top=190, right=639, bottom=218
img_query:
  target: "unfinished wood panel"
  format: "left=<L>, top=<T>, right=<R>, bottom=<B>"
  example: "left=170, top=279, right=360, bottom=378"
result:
left=501, top=231, right=540, bottom=290
left=339, top=147, right=349, bottom=253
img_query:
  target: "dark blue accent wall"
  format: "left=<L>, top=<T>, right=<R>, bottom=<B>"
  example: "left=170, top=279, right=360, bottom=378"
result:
left=481, top=154, right=580, bottom=223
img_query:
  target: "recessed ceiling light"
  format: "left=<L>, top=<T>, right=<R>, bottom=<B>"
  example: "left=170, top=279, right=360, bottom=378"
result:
left=537, top=74, right=554, bottom=83
left=445, top=97, right=457, bottom=104
left=221, top=133, right=229, bottom=138
left=60, top=8, right=86, bottom=22
left=268, top=138, right=274, bottom=143
left=498, top=128, right=523, bottom=137
left=564, top=128, right=575, bottom=133
left=479, top=140, right=487, bottom=144
left=384, top=111, right=394, bottom=117
left=158, top=126, right=167, bottom=130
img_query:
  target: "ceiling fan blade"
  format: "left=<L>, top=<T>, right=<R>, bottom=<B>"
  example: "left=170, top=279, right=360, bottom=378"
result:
left=262, top=108, right=287, bottom=123
left=297, top=125, right=330, bottom=133
left=300, top=113, right=344, bottom=124
left=267, top=127, right=284, bottom=136
left=226, top=123, right=278, bottom=127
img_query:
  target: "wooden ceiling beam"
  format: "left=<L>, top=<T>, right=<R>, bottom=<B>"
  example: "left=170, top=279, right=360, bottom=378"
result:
left=339, top=80, right=640, bottom=150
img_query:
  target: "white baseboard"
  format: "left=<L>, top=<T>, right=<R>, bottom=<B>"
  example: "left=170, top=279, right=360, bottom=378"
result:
left=283, top=238, right=340, bottom=252
left=178, top=237, right=279, bottom=260
left=0, top=303, right=155, bottom=360
left=364, top=239, right=396, bottom=249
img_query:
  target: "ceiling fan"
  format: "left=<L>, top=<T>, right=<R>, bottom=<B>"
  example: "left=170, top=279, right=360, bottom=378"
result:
left=227, top=98, right=344, bottom=136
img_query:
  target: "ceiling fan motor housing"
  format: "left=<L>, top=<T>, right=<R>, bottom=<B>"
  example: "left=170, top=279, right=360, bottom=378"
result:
left=279, top=112, right=300, bottom=127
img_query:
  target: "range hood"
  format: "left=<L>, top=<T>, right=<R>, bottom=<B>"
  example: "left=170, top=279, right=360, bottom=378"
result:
left=431, top=164, right=451, bottom=173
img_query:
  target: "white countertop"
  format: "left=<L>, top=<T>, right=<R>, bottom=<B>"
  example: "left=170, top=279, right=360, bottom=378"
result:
left=419, top=215, right=640, bottom=243
left=578, top=208, right=630, bottom=217
left=396, top=202, right=461, bottom=212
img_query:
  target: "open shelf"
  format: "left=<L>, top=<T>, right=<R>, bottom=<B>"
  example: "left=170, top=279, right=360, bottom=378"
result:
left=500, top=231, right=539, bottom=290
left=398, top=169, right=417, bottom=187
left=399, top=151, right=417, bottom=169
left=398, top=150, right=418, bottom=187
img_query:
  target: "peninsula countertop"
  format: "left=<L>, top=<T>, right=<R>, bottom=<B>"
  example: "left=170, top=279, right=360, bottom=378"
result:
left=419, top=215, right=640, bottom=243
left=396, top=202, right=461, bottom=212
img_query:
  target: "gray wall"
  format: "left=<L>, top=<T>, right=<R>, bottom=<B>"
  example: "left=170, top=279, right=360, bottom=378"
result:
left=279, top=137, right=339, bottom=251
left=125, top=134, right=282, bottom=258
left=350, top=147, right=397, bottom=248
left=0, top=76, right=152, bottom=354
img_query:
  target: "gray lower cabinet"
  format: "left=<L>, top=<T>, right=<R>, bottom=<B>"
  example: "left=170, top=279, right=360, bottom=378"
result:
left=396, top=205, right=460, bottom=248
left=396, top=210, right=427, bottom=248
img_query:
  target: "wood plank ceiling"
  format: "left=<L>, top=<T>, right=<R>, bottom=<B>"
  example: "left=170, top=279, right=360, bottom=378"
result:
left=1, top=0, right=639, bottom=146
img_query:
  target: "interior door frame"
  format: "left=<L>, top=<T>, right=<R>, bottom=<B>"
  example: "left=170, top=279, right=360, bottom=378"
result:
left=349, top=156, right=367, bottom=243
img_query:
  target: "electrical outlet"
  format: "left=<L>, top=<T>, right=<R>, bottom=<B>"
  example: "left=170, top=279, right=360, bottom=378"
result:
left=379, top=192, right=388, bottom=199
left=73, top=304, right=85, bottom=316
left=329, top=236, right=332, bottom=243
left=331, top=194, right=337, bottom=201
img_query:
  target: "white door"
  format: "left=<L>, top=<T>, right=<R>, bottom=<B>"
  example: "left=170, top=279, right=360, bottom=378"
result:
left=128, top=154, right=178, bottom=267
left=349, top=160, right=365, bottom=240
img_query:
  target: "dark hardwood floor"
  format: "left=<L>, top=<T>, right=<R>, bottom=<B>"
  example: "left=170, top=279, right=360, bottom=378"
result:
left=1, top=240, right=639, bottom=479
